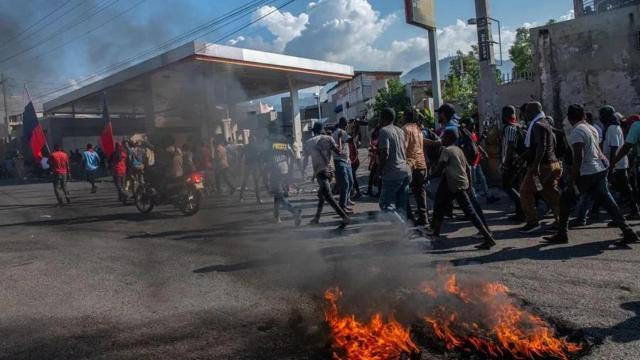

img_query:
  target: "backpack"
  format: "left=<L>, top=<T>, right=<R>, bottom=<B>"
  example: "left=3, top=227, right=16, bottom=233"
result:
left=513, top=125, right=528, bottom=156
left=458, top=127, right=480, bottom=164
left=552, top=127, right=568, bottom=160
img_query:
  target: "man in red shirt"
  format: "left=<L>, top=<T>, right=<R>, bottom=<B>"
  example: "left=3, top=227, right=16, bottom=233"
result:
left=50, top=144, right=71, bottom=205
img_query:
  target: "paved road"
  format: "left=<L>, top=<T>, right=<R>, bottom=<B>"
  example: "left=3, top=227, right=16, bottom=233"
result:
left=0, top=178, right=639, bottom=359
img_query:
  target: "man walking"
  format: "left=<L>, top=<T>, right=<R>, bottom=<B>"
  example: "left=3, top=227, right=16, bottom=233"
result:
left=378, top=108, right=411, bottom=221
left=50, top=144, right=71, bottom=205
left=427, top=129, right=496, bottom=250
left=501, top=105, right=525, bottom=221
left=402, top=108, right=428, bottom=226
left=544, top=104, right=639, bottom=245
left=333, top=117, right=354, bottom=214
left=518, top=102, right=562, bottom=233
left=268, top=134, right=302, bottom=226
left=239, top=135, right=263, bottom=204
left=82, top=143, right=100, bottom=193
left=601, top=106, right=640, bottom=218
left=304, top=122, right=351, bottom=228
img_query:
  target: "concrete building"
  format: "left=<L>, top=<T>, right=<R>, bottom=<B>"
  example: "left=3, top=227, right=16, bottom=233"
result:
left=327, top=71, right=402, bottom=122
left=531, top=3, right=640, bottom=120
left=43, top=42, right=353, bottom=154
left=574, top=0, right=640, bottom=16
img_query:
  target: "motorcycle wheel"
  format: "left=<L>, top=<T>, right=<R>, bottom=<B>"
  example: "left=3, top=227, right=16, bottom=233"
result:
left=134, top=185, right=154, bottom=214
left=178, top=187, right=201, bottom=216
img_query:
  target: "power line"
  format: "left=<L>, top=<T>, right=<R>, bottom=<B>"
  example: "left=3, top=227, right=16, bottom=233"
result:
left=32, top=0, right=277, bottom=101
left=7, top=0, right=89, bottom=49
left=0, top=0, right=74, bottom=49
left=0, top=0, right=122, bottom=65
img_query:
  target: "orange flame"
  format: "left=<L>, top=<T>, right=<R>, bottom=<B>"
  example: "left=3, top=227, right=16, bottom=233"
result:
left=420, top=271, right=583, bottom=360
left=324, top=288, right=419, bottom=360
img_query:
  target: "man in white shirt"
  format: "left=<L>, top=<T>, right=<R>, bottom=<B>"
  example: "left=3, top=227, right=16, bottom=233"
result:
left=602, top=105, right=640, bottom=217
left=544, top=104, right=638, bottom=246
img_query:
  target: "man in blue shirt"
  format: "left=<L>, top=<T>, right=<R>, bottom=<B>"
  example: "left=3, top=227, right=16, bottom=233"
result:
left=82, top=143, right=100, bottom=193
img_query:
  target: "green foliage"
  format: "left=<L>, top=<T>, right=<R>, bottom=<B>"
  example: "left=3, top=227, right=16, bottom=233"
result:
left=417, top=107, right=435, bottom=129
left=373, top=78, right=410, bottom=124
left=509, top=27, right=533, bottom=75
left=443, top=50, right=478, bottom=119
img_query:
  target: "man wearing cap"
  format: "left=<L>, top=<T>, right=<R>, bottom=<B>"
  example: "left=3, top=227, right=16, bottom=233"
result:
left=501, top=105, right=525, bottom=221
left=377, top=108, right=411, bottom=220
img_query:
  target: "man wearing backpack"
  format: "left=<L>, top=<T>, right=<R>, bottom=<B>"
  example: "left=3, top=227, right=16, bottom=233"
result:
left=518, top=102, right=562, bottom=233
left=501, top=106, right=525, bottom=221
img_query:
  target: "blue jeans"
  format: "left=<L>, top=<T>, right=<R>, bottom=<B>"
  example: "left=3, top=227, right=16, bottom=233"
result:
left=335, top=161, right=353, bottom=208
left=473, top=165, right=492, bottom=198
left=379, top=176, right=410, bottom=219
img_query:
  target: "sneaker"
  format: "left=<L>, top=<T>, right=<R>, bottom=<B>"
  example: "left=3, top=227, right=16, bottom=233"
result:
left=338, top=217, right=352, bottom=229
left=342, top=207, right=354, bottom=215
left=475, top=240, right=496, bottom=250
left=618, top=231, right=640, bottom=245
left=294, top=209, right=302, bottom=228
left=568, top=218, right=587, bottom=228
left=542, top=232, right=569, bottom=244
left=608, top=221, right=623, bottom=228
left=347, top=199, right=355, bottom=206
left=519, top=223, right=542, bottom=234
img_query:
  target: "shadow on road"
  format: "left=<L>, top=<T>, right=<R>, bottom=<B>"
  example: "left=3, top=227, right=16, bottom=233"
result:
left=582, top=301, right=640, bottom=344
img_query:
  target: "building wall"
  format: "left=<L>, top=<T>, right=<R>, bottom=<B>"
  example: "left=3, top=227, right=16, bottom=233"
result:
left=532, top=5, right=640, bottom=120
left=329, top=73, right=400, bottom=120
left=496, top=79, right=541, bottom=110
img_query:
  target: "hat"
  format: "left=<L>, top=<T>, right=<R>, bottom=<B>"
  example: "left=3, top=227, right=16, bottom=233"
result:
left=435, top=103, right=456, bottom=117
left=599, top=105, right=616, bottom=120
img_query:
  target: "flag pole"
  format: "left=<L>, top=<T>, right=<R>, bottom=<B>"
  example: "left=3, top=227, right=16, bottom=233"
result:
left=25, top=84, right=51, bottom=155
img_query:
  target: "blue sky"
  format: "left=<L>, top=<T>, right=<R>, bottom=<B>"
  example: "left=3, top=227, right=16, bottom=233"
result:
left=0, top=0, right=574, bottom=108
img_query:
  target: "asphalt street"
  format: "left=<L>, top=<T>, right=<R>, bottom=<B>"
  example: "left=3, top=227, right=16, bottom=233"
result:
left=1, top=176, right=639, bottom=359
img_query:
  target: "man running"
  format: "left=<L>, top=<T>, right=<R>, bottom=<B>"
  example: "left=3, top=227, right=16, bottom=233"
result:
left=50, top=144, right=71, bottom=205
left=303, top=122, right=351, bottom=228
left=268, top=134, right=302, bottom=226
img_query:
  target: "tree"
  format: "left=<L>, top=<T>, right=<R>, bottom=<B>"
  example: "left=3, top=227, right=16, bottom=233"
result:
left=509, top=27, right=533, bottom=75
left=442, top=50, right=479, bottom=119
left=373, top=78, right=410, bottom=124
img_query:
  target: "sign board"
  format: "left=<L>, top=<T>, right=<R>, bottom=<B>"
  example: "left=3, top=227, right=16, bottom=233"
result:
left=404, top=0, right=436, bottom=30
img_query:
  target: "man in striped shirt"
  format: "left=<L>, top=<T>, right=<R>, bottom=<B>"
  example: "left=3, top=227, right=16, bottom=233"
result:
left=501, top=105, right=524, bottom=222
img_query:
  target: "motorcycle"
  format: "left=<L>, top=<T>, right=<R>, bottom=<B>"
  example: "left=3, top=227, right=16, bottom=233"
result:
left=134, top=171, right=204, bottom=216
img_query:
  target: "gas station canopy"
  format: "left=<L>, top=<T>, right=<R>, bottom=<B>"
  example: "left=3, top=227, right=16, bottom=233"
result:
left=43, top=42, right=354, bottom=118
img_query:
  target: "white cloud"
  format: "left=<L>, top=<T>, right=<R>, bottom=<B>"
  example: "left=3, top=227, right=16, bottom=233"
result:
left=227, top=36, right=245, bottom=46
left=233, top=0, right=538, bottom=73
left=252, top=5, right=309, bottom=52
left=559, top=9, right=575, bottom=21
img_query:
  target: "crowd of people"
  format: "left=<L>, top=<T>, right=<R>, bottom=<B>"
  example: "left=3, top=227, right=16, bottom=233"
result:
left=6, top=99, right=640, bottom=251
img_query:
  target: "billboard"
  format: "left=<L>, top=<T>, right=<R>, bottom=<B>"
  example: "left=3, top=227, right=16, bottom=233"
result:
left=404, top=0, right=436, bottom=30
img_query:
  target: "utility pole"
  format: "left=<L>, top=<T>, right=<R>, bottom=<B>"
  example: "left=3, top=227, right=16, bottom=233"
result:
left=427, top=29, right=442, bottom=109
left=474, top=0, right=499, bottom=129
left=1, top=74, right=9, bottom=140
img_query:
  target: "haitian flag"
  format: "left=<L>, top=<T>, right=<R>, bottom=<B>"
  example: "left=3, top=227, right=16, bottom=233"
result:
left=99, top=96, right=115, bottom=159
left=22, top=100, right=47, bottom=162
